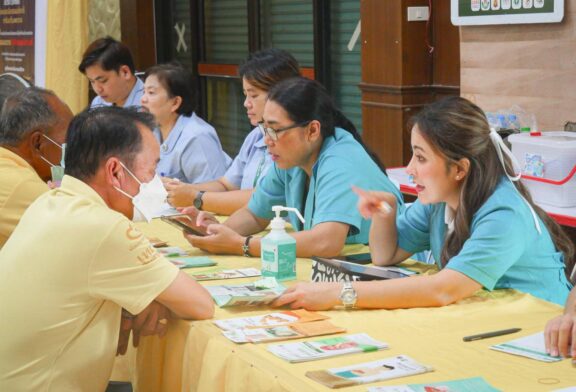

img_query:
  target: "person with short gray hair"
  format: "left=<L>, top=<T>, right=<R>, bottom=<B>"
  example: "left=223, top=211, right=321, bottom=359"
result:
left=0, top=87, right=73, bottom=247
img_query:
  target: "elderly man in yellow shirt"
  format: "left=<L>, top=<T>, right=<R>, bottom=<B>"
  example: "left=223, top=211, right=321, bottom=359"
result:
left=0, top=107, right=214, bottom=392
left=0, top=87, right=73, bottom=247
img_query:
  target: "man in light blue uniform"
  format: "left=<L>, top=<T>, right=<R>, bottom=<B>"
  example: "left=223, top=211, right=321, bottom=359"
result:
left=249, top=128, right=403, bottom=244
left=397, top=178, right=572, bottom=305
left=224, top=127, right=271, bottom=190
left=79, top=36, right=144, bottom=109
left=153, top=113, right=232, bottom=183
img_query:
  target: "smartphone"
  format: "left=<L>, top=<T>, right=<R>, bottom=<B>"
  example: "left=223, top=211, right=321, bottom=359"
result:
left=161, top=215, right=207, bottom=237
left=335, top=253, right=372, bottom=265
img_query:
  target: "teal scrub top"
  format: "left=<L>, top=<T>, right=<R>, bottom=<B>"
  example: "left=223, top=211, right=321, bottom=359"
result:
left=396, top=177, right=572, bottom=305
left=248, top=127, right=403, bottom=245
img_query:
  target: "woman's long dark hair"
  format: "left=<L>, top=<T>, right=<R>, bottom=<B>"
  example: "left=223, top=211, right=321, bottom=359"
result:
left=266, top=77, right=387, bottom=174
left=412, top=96, right=574, bottom=279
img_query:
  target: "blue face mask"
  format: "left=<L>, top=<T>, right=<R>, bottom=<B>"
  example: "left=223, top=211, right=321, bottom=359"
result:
left=39, top=133, right=66, bottom=183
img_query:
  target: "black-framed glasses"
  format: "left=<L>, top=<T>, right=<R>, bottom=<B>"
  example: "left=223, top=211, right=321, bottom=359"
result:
left=257, top=120, right=311, bottom=141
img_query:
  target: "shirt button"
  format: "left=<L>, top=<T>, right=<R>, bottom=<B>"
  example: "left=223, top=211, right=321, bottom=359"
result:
left=161, top=144, right=168, bottom=152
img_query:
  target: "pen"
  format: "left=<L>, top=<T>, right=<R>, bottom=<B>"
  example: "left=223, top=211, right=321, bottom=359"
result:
left=463, top=328, right=521, bottom=342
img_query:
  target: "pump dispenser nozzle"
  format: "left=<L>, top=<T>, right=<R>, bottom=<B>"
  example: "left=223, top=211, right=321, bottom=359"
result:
left=270, top=206, right=304, bottom=230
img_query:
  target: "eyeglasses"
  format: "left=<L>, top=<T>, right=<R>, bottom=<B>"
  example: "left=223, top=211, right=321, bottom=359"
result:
left=257, top=121, right=310, bottom=141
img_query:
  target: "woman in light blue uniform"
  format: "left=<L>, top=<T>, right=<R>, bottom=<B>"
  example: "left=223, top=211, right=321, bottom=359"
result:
left=164, top=49, right=300, bottom=216
left=141, top=64, right=231, bottom=183
left=185, top=77, right=403, bottom=258
left=273, top=96, right=573, bottom=311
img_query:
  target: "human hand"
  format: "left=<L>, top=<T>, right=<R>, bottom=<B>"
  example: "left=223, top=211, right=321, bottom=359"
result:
left=545, top=312, right=576, bottom=358
left=185, top=224, right=245, bottom=255
left=117, top=309, right=134, bottom=356
left=352, top=186, right=397, bottom=219
left=179, top=207, right=219, bottom=228
left=272, top=282, right=341, bottom=311
left=131, top=301, right=171, bottom=348
left=164, top=179, right=198, bottom=207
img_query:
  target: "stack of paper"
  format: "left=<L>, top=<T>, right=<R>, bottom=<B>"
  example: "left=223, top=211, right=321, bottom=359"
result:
left=490, top=332, right=561, bottom=362
left=206, top=278, right=285, bottom=307
left=306, top=355, right=433, bottom=388
left=367, top=376, right=500, bottom=392
left=267, top=333, right=388, bottom=363
left=191, top=268, right=261, bottom=281
left=214, top=309, right=328, bottom=331
left=223, top=320, right=345, bottom=343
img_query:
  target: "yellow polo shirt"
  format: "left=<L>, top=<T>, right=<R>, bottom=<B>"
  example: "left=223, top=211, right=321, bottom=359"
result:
left=0, top=175, right=179, bottom=392
left=0, top=147, right=48, bottom=247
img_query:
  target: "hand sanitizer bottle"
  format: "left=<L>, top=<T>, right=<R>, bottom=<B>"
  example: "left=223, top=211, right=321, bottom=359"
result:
left=261, top=206, right=305, bottom=281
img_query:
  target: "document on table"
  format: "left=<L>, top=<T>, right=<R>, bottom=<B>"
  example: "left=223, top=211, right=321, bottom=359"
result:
left=306, top=355, right=433, bottom=388
left=490, top=331, right=562, bottom=362
left=214, top=309, right=329, bottom=331
left=206, top=278, right=286, bottom=307
left=267, top=333, right=388, bottom=363
left=367, top=376, right=500, bottom=392
left=191, top=267, right=261, bottom=281
left=223, top=320, right=345, bottom=344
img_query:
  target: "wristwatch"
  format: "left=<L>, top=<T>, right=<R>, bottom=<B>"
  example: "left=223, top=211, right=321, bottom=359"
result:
left=193, top=191, right=205, bottom=210
left=340, top=281, right=357, bottom=309
left=242, top=236, right=253, bottom=257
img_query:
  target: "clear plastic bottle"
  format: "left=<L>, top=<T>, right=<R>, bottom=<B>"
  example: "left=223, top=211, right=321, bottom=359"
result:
left=261, top=206, right=305, bottom=281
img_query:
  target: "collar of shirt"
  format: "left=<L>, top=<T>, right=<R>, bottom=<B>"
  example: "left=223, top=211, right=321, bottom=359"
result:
left=0, top=146, right=37, bottom=171
left=155, top=114, right=189, bottom=154
left=253, top=129, right=267, bottom=149
left=58, top=175, right=109, bottom=208
left=124, top=78, right=145, bottom=108
left=444, top=204, right=456, bottom=234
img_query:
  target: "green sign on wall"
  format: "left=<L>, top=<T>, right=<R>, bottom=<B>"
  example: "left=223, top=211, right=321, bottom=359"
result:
left=451, top=0, right=564, bottom=25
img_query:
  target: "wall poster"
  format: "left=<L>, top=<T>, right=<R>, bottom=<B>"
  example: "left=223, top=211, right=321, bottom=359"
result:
left=0, top=0, right=34, bottom=83
left=451, top=0, right=564, bottom=26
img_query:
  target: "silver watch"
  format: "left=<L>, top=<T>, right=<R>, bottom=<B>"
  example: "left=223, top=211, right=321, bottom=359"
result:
left=339, top=281, right=357, bottom=309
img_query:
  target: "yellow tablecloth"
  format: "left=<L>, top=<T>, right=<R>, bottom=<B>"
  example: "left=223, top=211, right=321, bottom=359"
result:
left=128, top=220, right=576, bottom=392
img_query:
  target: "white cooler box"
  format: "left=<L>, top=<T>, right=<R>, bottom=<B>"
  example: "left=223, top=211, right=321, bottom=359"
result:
left=509, top=131, right=576, bottom=208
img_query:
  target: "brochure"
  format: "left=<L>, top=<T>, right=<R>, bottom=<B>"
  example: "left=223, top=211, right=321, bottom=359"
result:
left=267, top=333, right=388, bottom=363
left=367, top=376, right=501, bottom=392
left=306, top=355, right=433, bottom=388
left=206, top=277, right=286, bottom=307
left=157, top=246, right=189, bottom=257
left=214, top=309, right=329, bottom=331
left=490, top=332, right=561, bottom=362
left=222, top=320, right=345, bottom=344
left=191, top=267, right=261, bottom=281
left=169, top=256, right=217, bottom=269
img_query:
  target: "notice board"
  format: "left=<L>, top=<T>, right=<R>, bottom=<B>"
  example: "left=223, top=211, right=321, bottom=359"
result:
left=0, top=0, right=34, bottom=83
left=451, top=0, right=564, bottom=26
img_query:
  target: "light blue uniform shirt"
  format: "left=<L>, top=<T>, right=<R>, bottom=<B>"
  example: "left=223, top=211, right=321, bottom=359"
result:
left=224, top=127, right=271, bottom=190
left=153, top=113, right=232, bottom=183
left=90, top=78, right=144, bottom=109
left=248, top=128, right=404, bottom=244
left=397, top=178, right=572, bottom=305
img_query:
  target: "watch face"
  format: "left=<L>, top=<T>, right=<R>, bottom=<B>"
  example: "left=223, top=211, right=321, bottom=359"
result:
left=341, top=291, right=356, bottom=304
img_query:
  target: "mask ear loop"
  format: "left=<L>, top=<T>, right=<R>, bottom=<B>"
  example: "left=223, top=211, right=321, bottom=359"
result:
left=489, top=128, right=541, bottom=234
left=114, top=162, right=142, bottom=199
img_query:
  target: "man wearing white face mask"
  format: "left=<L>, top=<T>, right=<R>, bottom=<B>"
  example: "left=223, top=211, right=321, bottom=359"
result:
left=0, top=87, right=72, bottom=247
left=0, top=107, right=214, bottom=391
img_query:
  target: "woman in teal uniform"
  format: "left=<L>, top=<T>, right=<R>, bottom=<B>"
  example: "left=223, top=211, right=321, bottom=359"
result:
left=185, top=77, right=403, bottom=258
left=274, top=96, right=573, bottom=310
